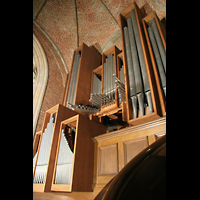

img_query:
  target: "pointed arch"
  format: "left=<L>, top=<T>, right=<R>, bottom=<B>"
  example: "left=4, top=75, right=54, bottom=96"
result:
left=33, top=33, right=48, bottom=138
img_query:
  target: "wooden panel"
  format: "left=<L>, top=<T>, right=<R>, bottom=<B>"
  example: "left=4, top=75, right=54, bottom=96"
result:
left=75, top=43, right=102, bottom=106
left=33, top=191, right=94, bottom=200
left=33, top=131, right=42, bottom=157
left=93, top=117, right=166, bottom=192
left=123, top=136, right=148, bottom=165
left=72, top=115, right=107, bottom=192
left=51, top=184, right=71, bottom=192
left=61, top=73, right=69, bottom=106
left=98, top=144, right=118, bottom=176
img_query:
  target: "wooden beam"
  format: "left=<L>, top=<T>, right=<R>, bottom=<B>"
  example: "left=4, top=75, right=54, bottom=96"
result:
left=108, top=114, right=118, bottom=120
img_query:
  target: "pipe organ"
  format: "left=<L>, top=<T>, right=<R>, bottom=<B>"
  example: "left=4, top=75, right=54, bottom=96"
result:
left=51, top=114, right=107, bottom=192
left=147, top=19, right=166, bottom=98
left=142, top=11, right=166, bottom=116
left=89, top=53, right=117, bottom=108
left=33, top=113, right=55, bottom=184
left=124, top=9, right=154, bottom=118
left=33, top=1, right=166, bottom=194
left=67, top=51, right=81, bottom=106
left=64, top=43, right=102, bottom=112
left=119, top=2, right=166, bottom=125
left=54, top=127, right=74, bottom=184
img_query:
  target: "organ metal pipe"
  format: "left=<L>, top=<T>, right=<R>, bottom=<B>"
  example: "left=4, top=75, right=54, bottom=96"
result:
left=68, top=102, right=100, bottom=114
left=146, top=91, right=153, bottom=113
left=104, top=59, right=108, bottom=95
left=70, top=52, right=79, bottom=104
left=105, top=58, right=107, bottom=96
left=34, top=114, right=55, bottom=183
left=93, top=74, right=97, bottom=94
left=112, top=55, right=115, bottom=100
left=97, top=75, right=101, bottom=94
left=130, top=8, right=153, bottom=114
left=108, top=54, right=111, bottom=98
left=68, top=51, right=79, bottom=105
left=55, top=129, right=73, bottom=184
left=124, top=26, right=137, bottom=118
left=102, top=93, right=112, bottom=105
left=119, top=65, right=125, bottom=84
left=127, top=18, right=144, bottom=116
left=110, top=54, right=113, bottom=99
left=67, top=51, right=79, bottom=105
left=71, top=53, right=81, bottom=104
left=91, top=93, right=101, bottom=105
left=113, top=74, right=125, bottom=88
left=147, top=26, right=166, bottom=97
left=96, top=93, right=104, bottom=106
left=151, top=18, right=166, bottom=73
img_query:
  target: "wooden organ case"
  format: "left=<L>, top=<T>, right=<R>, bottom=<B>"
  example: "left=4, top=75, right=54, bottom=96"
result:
left=119, top=2, right=165, bottom=126
left=89, top=46, right=125, bottom=118
left=51, top=114, right=106, bottom=192
left=33, top=104, right=78, bottom=192
left=33, top=2, right=166, bottom=195
left=33, top=105, right=106, bottom=193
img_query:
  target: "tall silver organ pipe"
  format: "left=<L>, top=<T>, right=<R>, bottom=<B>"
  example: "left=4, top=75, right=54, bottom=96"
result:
left=89, top=53, right=116, bottom=108
left=127, top=18, right=144, bottom=116
left=119, top=64, right=125, bottom=85
left=151, top=18, right=166, bottom=73
left=55, top=128, right=74, bottom=184
left=147, top=26, right=166, bottom=97
left=113, top=74, right=126, bottom=104
left=116, top=62, right=125, bottom=104
left=67, top=51, right=81, bottom=107
left=33, top=114, right=55, bottom=183
left=124, top=26, right=137, bottom=118
left=103, top=54, right=115, bottom=100
left=123, top=8, right=155, bottom=118
left=130, top=8, right=153, bottom=114
left=93, top=74, right=101, bottom=94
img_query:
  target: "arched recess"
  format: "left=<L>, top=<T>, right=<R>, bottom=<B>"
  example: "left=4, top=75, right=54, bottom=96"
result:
left=33, top=33, right=48, bottom=138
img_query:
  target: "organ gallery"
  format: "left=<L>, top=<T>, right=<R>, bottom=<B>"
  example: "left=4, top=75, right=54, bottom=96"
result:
left=33, top=1, right=166, bottom=199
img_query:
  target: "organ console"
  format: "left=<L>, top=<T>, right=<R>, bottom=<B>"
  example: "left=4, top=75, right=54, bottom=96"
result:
left=33, top=1, right=166, bottom=194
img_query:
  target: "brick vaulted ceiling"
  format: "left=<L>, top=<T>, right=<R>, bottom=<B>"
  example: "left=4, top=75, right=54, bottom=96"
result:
left=33, top=0, right=166, bottom=72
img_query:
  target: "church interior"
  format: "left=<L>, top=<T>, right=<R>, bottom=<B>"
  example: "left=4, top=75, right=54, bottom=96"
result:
left=33, top=0, right=166, bottom=199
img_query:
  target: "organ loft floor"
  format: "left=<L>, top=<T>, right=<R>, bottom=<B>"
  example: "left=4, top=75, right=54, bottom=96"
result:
left=33, top=191, right=95, bottom=200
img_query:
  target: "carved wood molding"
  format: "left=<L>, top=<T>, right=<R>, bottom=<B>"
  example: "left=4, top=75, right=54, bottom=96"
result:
left=93, top=117, right=166, bottom=142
